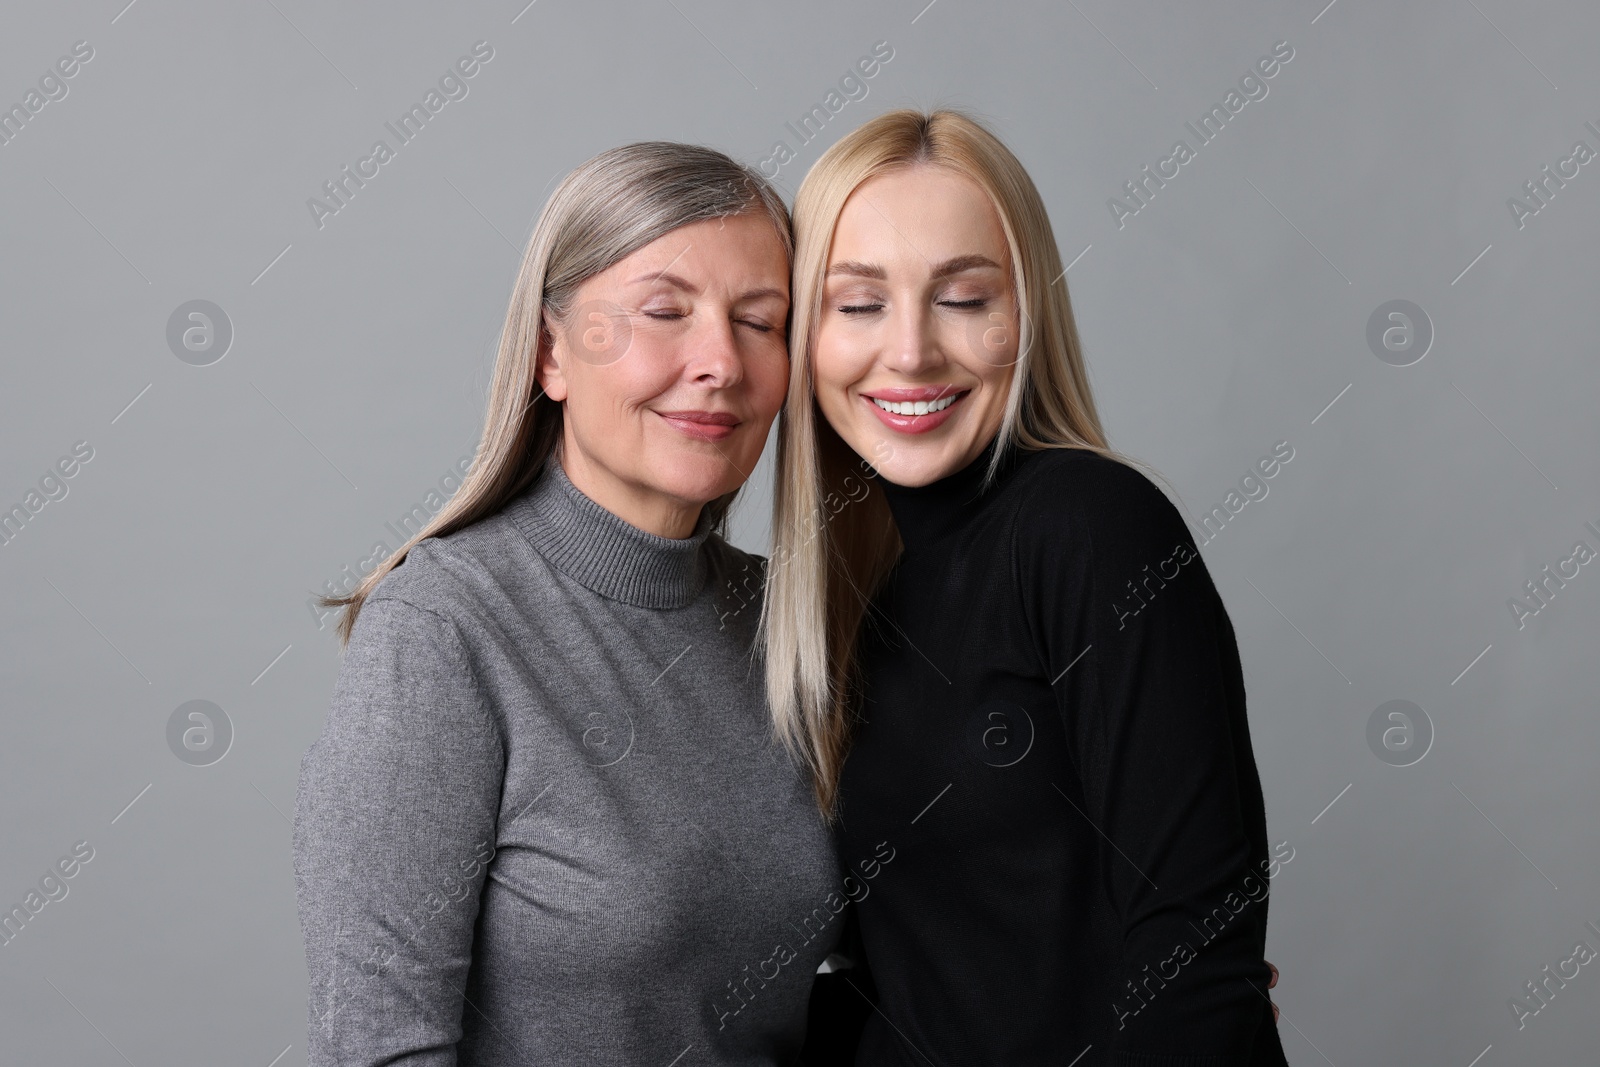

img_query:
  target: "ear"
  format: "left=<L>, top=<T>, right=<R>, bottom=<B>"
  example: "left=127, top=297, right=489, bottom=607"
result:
left=534, top=310, right=569, bottom=402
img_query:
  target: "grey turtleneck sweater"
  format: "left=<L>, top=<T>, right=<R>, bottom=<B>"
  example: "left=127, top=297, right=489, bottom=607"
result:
left=292, top=456, right=844, bottom=1066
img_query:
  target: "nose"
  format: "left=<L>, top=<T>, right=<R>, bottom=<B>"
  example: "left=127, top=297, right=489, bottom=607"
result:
left=885, top=301, right=939, bottom=375
left=686, top=312, right=744, bottom=388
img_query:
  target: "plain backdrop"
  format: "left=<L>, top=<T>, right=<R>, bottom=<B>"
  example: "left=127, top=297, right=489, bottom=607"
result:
left=1, top=1, right=1597, bottom=1063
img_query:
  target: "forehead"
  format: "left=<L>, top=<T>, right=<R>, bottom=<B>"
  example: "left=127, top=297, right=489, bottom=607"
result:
left=610, top=212, right=790, bottom=289
left=829, top=165, right=1008, bottom=264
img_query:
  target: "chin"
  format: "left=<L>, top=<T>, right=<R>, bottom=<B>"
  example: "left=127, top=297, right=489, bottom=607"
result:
left=651, top=454, right=743, bottom=507
left=854, top=431, right=969, bottom=487
left=863, top=448, right=942, bottom=487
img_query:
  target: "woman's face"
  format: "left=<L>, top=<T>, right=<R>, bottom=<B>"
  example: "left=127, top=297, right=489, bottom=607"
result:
left=812, top=164, right=1018, bottom=487
left=537, top=212, right=790, bottom=536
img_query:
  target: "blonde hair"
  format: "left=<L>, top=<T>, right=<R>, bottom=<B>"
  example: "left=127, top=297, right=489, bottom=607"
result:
left=316, top=141, right=791, bottom=646
left=762, top=108, right=1161, bottom=818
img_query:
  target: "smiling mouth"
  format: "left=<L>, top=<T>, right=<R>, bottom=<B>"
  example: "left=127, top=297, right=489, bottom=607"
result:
left=655, top=409, right=741, bottom=442
left=869, top=393, right=964, bottom=416
left=859, top=387, right=972, bottom=435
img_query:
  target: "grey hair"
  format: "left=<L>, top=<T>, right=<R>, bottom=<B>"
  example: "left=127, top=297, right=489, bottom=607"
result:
left=315, top=140, right=791, bottom=647
left=540, top=141, right=793, bottom=323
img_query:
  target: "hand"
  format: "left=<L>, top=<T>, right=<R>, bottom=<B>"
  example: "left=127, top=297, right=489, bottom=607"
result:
left=1267, top=959, right=1279, bottom=1022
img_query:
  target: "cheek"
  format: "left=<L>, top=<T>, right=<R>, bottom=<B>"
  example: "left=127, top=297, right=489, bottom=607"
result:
left=937, top=303, right=1014, bottom=368
left=606, top=336, right=682, bottom=407
left=564, top=347, right=676, bottom=431
left=749, top=349, right=791, bottom=416
left=811, top=323, right=868, bottom=403
left=939, top=318, right=1015, bottom=421
left=975, top=363, right=1017, bottom=433
left=979, top=354, right=1016, bottom=393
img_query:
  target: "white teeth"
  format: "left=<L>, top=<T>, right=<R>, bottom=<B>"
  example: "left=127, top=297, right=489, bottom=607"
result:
left=872, top=393, right=958, bottom=416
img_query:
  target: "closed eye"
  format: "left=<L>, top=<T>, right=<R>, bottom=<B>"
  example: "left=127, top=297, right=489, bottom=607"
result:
left=939, top=298, right=987, bottom=309
left=838, top=303, right=884, bottom=314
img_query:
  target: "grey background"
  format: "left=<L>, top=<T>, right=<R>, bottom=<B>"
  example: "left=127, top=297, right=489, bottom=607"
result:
left=2, top=0, right=1596, bottom=1063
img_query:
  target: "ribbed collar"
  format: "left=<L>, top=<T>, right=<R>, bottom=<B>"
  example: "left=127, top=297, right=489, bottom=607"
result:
left=876, top=433, right=1027, bottom=552
left=507, top=454, right=713, bottom=609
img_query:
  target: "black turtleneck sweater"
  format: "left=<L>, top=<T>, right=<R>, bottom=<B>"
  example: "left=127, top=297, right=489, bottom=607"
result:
left=832, top=438, right=1288, bottom=1067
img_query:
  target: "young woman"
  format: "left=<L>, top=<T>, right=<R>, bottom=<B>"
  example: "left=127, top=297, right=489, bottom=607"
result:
left=293, top=143, right=851, bottom=1065
left=763, top=110, right=1288, bottom=1064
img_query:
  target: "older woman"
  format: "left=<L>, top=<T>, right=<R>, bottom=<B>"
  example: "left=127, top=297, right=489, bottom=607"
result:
left=763, top=109, right=1287, bottom=1065
left=292, top=143, right=845, bottom=1065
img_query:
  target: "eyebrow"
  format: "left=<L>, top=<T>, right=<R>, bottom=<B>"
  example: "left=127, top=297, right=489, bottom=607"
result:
left=825, top=254, right=1004, bottom=280
left=628, top=270, right=699, bottom=293
left=825, top=260, right=886, bottom=280
left=930, top=253, right=1003, bottom=278
left=626, top=271, right=786, bottom=303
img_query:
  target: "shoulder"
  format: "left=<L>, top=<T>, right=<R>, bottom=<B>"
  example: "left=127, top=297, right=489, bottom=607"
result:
left=361, top=505, right=534, bottom=639
left=1004, top=447, right=1219, bottom=642
left=1008, top=447, right=1193, bottom=557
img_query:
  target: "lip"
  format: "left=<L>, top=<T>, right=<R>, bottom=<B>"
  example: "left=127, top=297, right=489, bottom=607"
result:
left=861, top=385, right=965, bottom=403
left=656, top=409, right=741, bottom=442
left=860, top=386, right=970, bottom=435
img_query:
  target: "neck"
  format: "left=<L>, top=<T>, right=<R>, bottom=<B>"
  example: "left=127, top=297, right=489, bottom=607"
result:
left=875, top=433, right=1019, bottom=550
left=557, top=431, right=704, bottom=539
left=508, top=451, right=715, bottom=608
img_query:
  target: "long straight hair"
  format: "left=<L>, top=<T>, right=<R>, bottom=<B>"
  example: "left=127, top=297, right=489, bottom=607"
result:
left=762, top=109, right=1159, bottom=818
left=317, top=142, right=792, bottom=646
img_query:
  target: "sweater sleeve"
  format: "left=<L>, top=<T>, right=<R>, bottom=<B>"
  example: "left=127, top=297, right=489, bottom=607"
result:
left=293, top=596, right=506, bottom=1066
left=1016, top=457, right=1277, bottom=1064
